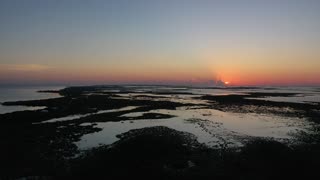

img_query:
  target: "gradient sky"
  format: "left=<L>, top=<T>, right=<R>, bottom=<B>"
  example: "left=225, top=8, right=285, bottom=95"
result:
left=0, top=0, right=320, bottom=86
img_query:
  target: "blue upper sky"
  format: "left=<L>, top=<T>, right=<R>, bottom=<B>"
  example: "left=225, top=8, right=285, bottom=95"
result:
left=0, top=0, right=320, bottom=85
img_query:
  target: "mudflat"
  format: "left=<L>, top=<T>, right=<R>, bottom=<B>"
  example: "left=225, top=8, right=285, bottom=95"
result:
left=1, top=85, right=320, bottom=179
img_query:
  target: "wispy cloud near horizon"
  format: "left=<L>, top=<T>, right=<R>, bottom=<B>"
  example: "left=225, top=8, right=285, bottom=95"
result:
left=1, top=64, right=52, bottom=72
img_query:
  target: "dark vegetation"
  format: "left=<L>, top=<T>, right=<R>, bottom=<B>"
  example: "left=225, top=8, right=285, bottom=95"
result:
left=200, top=92, right=320, bottom=122
left=69, top=127, right=320, bottom=180
left=0, top=85, right=320, bottom=179
left=1, top=94, right=186, bottom=123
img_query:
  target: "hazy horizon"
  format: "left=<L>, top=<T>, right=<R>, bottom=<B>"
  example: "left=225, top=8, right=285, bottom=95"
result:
left=1, top=0, right=320, bottom=86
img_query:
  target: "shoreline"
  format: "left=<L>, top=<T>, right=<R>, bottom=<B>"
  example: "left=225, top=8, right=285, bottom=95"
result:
left=1, top=85, right=320, bottom=179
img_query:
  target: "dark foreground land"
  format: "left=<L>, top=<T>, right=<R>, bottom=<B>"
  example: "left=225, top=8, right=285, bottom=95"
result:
left=1, top=85, right=320, bottom=179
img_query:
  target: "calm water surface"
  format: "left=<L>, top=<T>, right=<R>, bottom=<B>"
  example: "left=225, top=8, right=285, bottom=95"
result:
left=1, top=85, right=319, bottom=150
left=0, top=86, right=63, bottom=114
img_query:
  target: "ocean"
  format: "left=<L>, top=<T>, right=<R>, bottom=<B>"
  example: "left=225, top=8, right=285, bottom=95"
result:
left=0, top=86, right=64, bottom=114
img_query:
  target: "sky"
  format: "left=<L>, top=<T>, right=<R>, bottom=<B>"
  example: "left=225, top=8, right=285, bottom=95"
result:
left=0, top=0, right=319, bottom=86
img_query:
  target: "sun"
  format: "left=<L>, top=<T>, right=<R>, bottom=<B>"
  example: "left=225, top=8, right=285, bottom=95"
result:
left=224, top=81, right=230, bottom=85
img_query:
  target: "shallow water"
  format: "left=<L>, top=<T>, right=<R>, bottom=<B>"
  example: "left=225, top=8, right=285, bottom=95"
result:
left=0, top=86, right=63, bottom=114
left=246, top=95, right=320, bottom=104
left=40, top=106, right=139, bottom=124
left=77, top=106, right=313, bottom=149
left=1, top=85, right=318, bottom=151
left=114, top=93, right=207, bottom=105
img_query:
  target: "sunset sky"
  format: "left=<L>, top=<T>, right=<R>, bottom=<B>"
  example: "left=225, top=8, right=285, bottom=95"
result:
left=0, top=0, right=319, bottom=86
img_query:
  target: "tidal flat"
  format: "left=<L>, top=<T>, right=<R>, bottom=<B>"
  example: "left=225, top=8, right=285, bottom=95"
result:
left=1, top=85, right=320, bottom=179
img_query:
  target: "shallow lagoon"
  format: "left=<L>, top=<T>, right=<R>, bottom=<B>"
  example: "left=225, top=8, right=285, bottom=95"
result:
left=0, top=86, right=63, bottom=114
left=2, top=85, right=317, bottom=149
left=1, top=85, right=320, bottom=179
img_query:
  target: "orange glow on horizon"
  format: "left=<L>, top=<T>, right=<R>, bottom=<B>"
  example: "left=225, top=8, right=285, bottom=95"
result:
left=1, top=59, right=320, bottom=86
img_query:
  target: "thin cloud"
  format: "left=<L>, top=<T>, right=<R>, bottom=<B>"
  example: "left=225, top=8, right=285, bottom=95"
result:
left=0, top=64, right=52, bottom=72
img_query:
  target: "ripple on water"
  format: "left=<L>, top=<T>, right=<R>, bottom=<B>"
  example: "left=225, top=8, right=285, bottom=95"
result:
left=76, top=107, right=313, bottom=150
